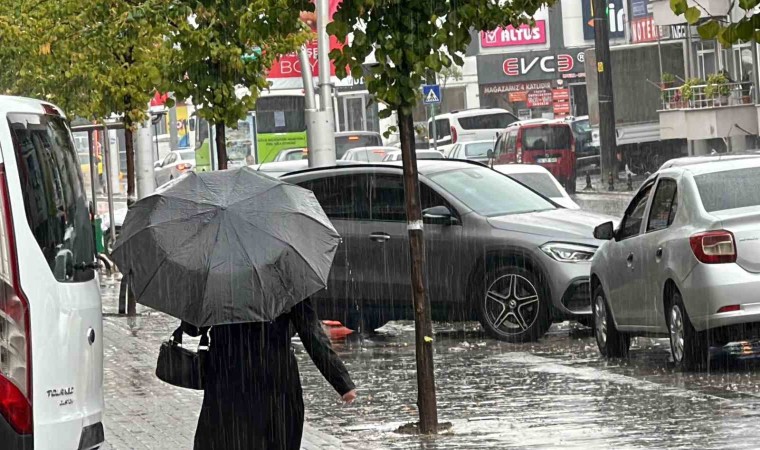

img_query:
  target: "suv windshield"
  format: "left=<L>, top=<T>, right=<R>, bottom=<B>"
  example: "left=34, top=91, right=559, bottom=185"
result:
left=695, top=167, right=760, bottom=212
left=8, top=113, right=95, bottom=282
left=427, top=166, right=555, bottom=216
left=335, top=134, right=383, bottom=159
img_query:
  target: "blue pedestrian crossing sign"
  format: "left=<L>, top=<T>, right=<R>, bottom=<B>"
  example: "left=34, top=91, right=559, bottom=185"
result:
left=423, top=85, right=441, bottom=104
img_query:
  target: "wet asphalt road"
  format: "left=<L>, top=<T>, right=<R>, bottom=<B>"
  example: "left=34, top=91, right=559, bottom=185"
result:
left=102, top=190, right=760, bottom=449
left=291, top=192, right=760, bottom=449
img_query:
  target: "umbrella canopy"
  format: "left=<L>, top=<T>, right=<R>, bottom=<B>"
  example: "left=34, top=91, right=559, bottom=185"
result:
left=111, top=167, right=340, bottom=327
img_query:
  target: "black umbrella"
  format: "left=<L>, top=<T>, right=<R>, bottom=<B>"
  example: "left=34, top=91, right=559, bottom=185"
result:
left=111, top=168, right=340, bottom=327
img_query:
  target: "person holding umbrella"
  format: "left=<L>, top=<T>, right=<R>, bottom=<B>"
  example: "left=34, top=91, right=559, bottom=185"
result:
left=112, top=168, right=357, bottom=450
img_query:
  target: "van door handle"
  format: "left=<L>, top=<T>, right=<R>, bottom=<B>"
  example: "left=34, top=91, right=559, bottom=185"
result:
left=656, top=247, right=663, bottom=259
left=369, top=233, right=391, bottom=243
left=626, top=252, right=634, bottom=268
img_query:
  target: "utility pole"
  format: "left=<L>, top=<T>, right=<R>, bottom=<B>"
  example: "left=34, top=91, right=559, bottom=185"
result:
left=303, top=0, right=337, bottom=168
left=168, top=98, right=179, bottom=152
left=592, top=0, right=617, bottom=190
left=135, top=117, right=156, bottom=199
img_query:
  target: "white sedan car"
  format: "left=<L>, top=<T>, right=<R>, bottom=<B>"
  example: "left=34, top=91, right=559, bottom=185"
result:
left=493, top=164, right=580, bottom=209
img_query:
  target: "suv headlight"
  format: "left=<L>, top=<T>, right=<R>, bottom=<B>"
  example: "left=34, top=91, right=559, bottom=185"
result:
left=540, top=243, right=597, bottom=263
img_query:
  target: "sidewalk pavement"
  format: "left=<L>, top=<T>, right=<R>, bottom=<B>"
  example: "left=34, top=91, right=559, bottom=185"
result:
left=98, top=275, right=354, bottom=450
left=574, top=171, right=646, bottom=195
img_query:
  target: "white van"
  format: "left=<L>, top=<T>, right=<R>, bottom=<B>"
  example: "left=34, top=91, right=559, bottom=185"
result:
left=427, top=108, right=518, bottom=152
left=0, top=97, right=103, bottom=449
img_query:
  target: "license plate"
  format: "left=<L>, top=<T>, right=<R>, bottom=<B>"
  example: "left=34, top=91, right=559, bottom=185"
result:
left=537, top=157, right=558, bottom=163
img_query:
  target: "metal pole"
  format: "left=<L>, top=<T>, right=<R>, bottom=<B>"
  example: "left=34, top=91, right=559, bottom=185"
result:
left=101, top=124, right=117, bottom=249
left=431, top=104, right=438, bottom=152
left=300, top=46, right=319, bottom=168
left=592, top=0, right=617, bottom=190
left=312, top=0, right=337, bottom=166
left=169, top=98, right=179, bottom=151
left=136, top=118, right=156, bottom=199
left=88, top=130, right=98, bottom=213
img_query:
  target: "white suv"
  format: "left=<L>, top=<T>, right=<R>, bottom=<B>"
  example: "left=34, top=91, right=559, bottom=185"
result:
left=427, top=108, right=517, bottom=153
left=0, top=97, right=103, bottom=449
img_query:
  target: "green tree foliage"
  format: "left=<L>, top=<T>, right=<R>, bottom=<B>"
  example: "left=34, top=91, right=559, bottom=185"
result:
left=670, top=0, right=760, bottom=47
left=166, top=0, right=312, bottom=168
left=0, top=0, right=172, bottom=197
left=329, top=0, right=554, bottom=118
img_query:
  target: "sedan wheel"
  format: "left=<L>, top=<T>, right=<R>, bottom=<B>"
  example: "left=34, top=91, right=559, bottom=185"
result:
left=478, top=266, right=550, bottom=343
left=592, top=284, right=629, bottom=358
left=668, top=292, right=708, bottom=371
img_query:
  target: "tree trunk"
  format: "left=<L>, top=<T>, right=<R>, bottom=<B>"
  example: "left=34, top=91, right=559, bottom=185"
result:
left=215, top=122, right=227, bottom=170
left=124, top=124, right=136, bottom=200
left=398, top=109, right=438, bottom=434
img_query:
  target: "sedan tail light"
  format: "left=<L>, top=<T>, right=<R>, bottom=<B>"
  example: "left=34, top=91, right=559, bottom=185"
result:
left=0, top=167, right=32, bottom=435
left=176, top=163, right=192, bottom=172
left=690, top=230, right=737, bottom=264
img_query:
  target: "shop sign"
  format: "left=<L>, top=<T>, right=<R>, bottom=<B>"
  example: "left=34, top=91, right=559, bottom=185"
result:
left=509, top=91, right=528, bottom=102
left=481, top=20, right=547, bottom=48
left=552, top=88, right=569, bottom=101
left=481, top=80, right=553, bottom=96
left=581, top=0, right=626, bottom=40
left=502, top=53, right=577, bottom=77
left=478, top=49, right=586, bottom=84
left=526, top=89, right=552, bottom=107
left=631, top=16, right=660, bottom=43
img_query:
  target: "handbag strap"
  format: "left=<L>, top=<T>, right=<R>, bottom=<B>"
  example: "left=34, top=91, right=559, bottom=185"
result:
left=170, top=325, right=210, bottom=349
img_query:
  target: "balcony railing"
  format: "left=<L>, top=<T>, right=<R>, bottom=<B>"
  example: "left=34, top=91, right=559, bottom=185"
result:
left=660, top=82, right=754, bottom=110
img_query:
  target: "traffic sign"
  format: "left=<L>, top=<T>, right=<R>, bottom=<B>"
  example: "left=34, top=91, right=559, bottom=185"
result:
left=422, top=85, right=441, bottom=104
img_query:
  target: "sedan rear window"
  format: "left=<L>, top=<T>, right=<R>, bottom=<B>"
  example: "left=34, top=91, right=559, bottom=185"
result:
left=695, top=167, right=760, bottom=212
left=508, top=173, right=562, bottom=198
left=458, top=113, right=516, bottom=130
left=465, top=142, right=492, bottom=158
left=335, top=134, right=383, bottom=159
left=428, top=167, right=555, bottom=216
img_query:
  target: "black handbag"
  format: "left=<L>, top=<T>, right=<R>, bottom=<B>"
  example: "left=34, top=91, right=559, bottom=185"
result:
left=155, top=325, right=209, bottom=390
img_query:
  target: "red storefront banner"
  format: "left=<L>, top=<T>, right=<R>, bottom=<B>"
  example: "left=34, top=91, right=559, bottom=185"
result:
left=526, top=89, right=552, bottom=107
left=268, top=0, right=343, bottom=79
left=509, top=91, right=528, bottom=102
left=631, top=16, right=660, bottom=43
left=481, top=20, right=547, bottom=48
left=553, top=101, right=570, bottom=116
left=552, top=88, right=569, bottom=101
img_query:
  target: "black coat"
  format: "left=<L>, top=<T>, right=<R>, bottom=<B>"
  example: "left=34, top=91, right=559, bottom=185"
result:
left=191, top=299, right=355, bottom=450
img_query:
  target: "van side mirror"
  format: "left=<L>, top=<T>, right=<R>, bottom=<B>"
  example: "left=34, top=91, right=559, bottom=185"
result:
left=154, top=161, right=162, bottom=169
left=423, top=206, right=457, bottom=225
left=593, top=221, right=615, bottom=240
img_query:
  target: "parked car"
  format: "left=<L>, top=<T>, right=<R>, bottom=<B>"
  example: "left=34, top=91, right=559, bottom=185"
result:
left=493, top=120, right=578, bottom=194
left=335, top=131, right=384, bottom=159
left=0, top=97, right=103, bottom=449
left=253, top=159, right=359, bottom=179
left=658, top=153, right=760, bottom=171
left=280, top=160, right=613, bottom=342
left=494, top=164, right=580, bottom=210
left=565, top=115, right=599, bottom=170
left=428, top=108, right=518, bottom=149
left=591, top=158, right=760, bottom=369
left=154, top=149, right=196, bottom=186
left=273, top=147, right=307, bottom=162
left=341, top=146, right=397, bottom=162
left=447, top=140, right=494, bottom=164
left=382, top=149, right=444, bottom=162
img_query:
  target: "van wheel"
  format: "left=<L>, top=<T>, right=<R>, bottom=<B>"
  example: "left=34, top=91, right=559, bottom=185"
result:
left=478, top=266, right=550, bottom=342
left=593, top=285, right=630, bottom=358
left=668, top=291, right=708, bottom=371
